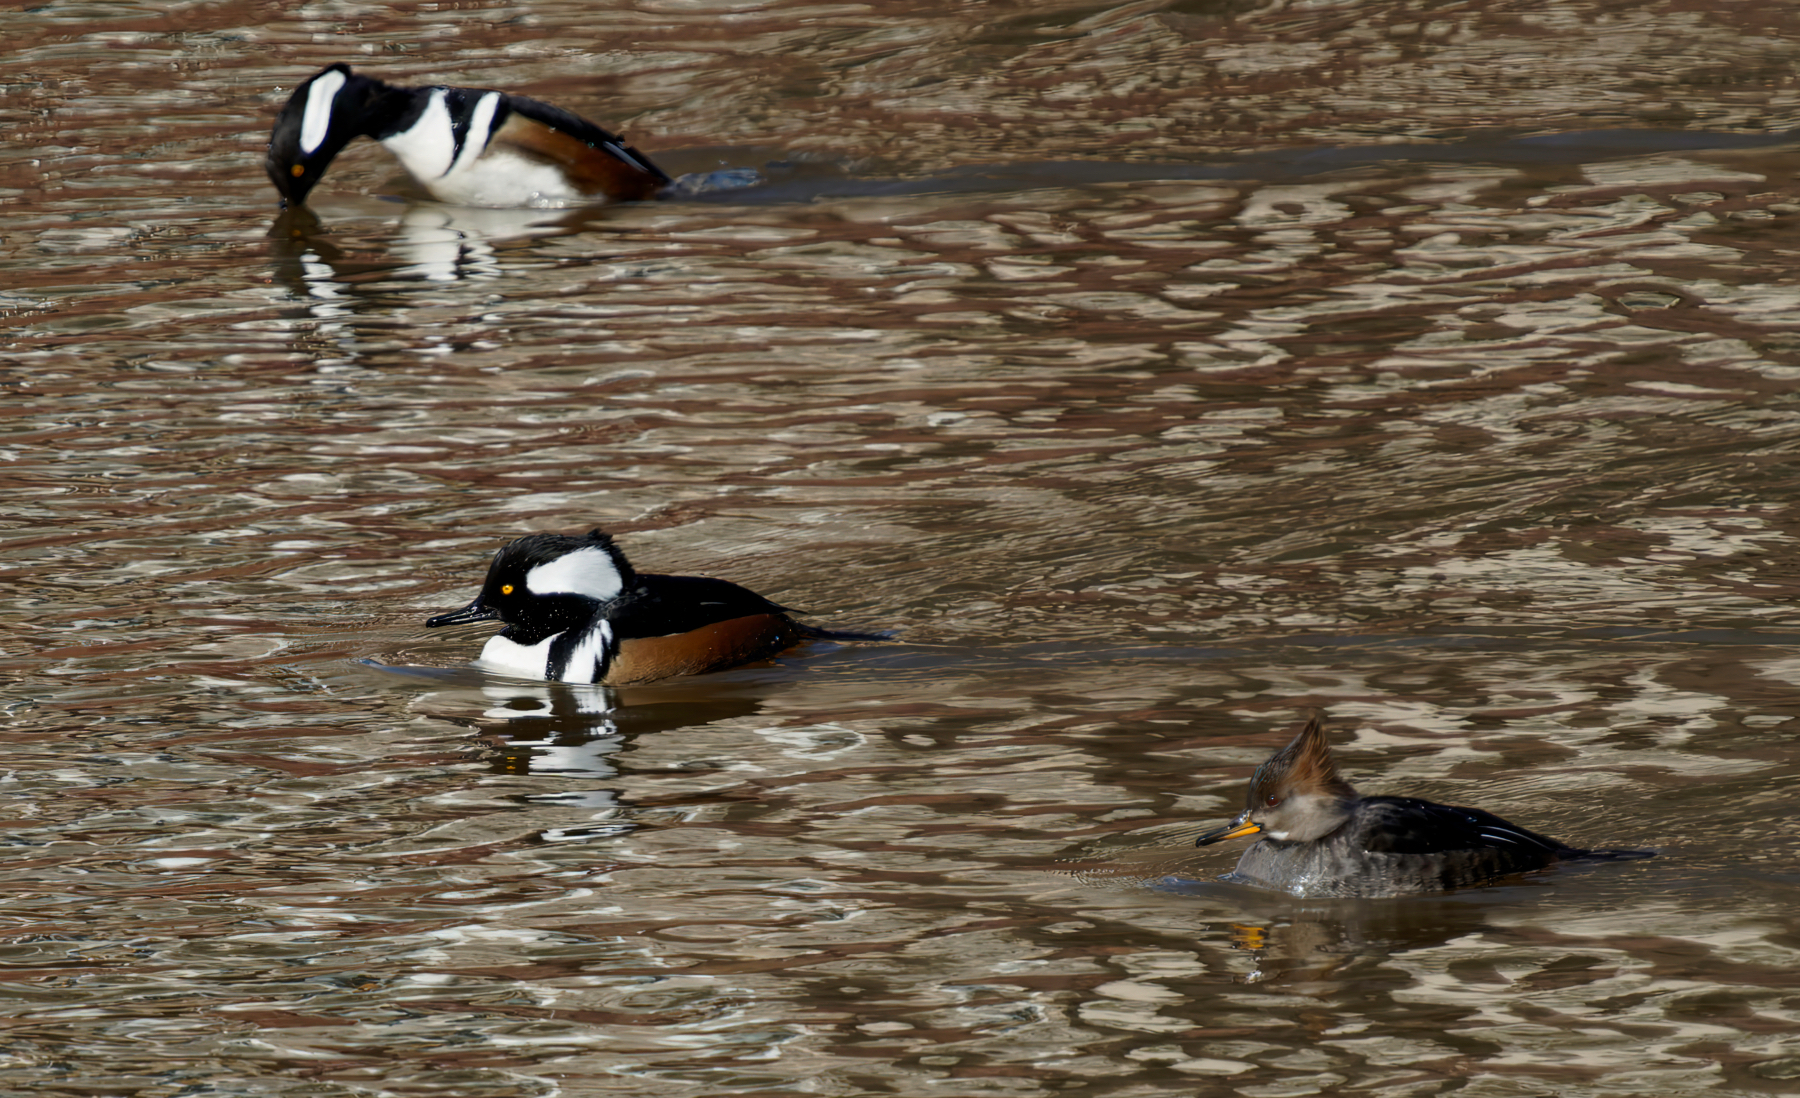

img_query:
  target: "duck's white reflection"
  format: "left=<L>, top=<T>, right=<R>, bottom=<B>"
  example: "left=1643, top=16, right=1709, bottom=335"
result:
left=391, top=204, right=572, bottom=282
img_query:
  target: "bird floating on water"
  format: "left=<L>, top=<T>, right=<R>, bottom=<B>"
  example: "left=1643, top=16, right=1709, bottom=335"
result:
left=266, top=63, right=669, bottom=208
left=1195, top=716, right=1653, bottom=898
left=426, top=528, right=874, bottom=685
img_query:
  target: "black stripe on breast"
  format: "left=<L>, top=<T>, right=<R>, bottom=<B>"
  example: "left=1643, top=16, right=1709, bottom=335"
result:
left=441, top=87, right=478, bottom=166
left=545, top=625, right=615, bottom=684
left=545, top=633, right=574, bottom=682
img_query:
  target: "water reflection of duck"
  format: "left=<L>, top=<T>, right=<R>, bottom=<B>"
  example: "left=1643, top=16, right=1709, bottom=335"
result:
left=265, top=63, right=669, bottom=208
left=1196, top=716, right=1654, bottom=898
left=463, top=681, right=764, bottom=781
left=426, top=528, right=878, bottom=685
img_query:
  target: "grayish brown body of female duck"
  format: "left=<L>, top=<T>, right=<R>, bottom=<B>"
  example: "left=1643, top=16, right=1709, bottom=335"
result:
left=1196, top=717, right=1653, bottom=898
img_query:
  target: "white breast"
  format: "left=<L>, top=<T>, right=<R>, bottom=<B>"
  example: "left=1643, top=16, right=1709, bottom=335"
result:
left=474, top=622, right=611, bottom=684
left=421, top=149, right=588, bottom=208
left=476, top=632, right=559, bottom=681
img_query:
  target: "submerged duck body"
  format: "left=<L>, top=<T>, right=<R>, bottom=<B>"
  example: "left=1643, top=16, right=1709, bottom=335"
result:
left=1196, top=717, right=1652, bottom=898
left=426, top=528, right=826, bottom=685
left=266, top=63, right=669, bottom=208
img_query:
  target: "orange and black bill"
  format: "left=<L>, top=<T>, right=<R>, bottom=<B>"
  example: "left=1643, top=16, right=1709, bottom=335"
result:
left=1195, top=812, right=1262, bottom=847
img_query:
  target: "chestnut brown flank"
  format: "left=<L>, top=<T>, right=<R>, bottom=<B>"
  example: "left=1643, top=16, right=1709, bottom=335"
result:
left=493, top=113, right=664, bottom=201
left=603, top=614, right=802, bottom=685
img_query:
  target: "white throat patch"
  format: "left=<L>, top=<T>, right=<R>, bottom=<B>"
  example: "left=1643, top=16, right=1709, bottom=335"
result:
left=299, top=68, right=348, bottom=155
left=525, top=546, right=624, bottom=601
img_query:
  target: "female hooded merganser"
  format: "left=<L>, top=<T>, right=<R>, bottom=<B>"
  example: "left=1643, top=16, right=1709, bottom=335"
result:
left=266, top=63, right=669, bottom=208
left=1196, top=717, right=1653, bottom=898
left=426, top=528, right=855, bottom=685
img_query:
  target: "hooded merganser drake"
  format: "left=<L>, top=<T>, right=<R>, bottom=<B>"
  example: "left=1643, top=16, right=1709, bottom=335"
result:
left=266, top=63, right=670, bottom=208
left=1195, top=717, right=1653, bottom=898
left=426, top=528, right=849, bottom=685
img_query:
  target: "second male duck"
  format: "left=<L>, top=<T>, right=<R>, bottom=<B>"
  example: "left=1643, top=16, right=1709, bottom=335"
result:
left=427, top=528, right=849, bottom=685
left=266, top=63, right=670, bottom=208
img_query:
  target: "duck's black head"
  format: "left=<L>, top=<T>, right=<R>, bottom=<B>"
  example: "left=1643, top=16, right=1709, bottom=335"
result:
left=266, top=63, right=410, bottom=207
left=425, top=529, right=637, bottom=638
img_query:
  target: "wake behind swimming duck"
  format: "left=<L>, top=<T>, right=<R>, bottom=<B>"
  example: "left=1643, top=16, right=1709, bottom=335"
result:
left=1196, top=717, right=1653, bottom=898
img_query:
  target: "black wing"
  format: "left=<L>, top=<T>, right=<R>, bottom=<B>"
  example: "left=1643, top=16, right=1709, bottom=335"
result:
left=501, top=93, right=671, bottom=183
left=610, top=573, right=793, bottom=639
left=1357, top=797, right=1577, bottom=857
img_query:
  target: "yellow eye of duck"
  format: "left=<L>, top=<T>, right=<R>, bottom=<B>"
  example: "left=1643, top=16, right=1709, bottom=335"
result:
left=500, top=584, right=514, bottom=595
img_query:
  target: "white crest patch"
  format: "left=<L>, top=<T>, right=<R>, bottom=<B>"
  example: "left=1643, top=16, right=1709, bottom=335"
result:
left=525, top=546, right=624, bottom=601
left=299, top=68, right=347, bottom=156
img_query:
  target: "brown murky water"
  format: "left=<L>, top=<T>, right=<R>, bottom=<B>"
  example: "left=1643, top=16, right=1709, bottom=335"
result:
left=6, top=1, right=1800, bottom=1095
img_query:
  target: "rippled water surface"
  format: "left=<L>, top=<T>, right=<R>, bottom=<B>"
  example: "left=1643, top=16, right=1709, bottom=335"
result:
left=6, top=1, right=1800, bottom=1095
